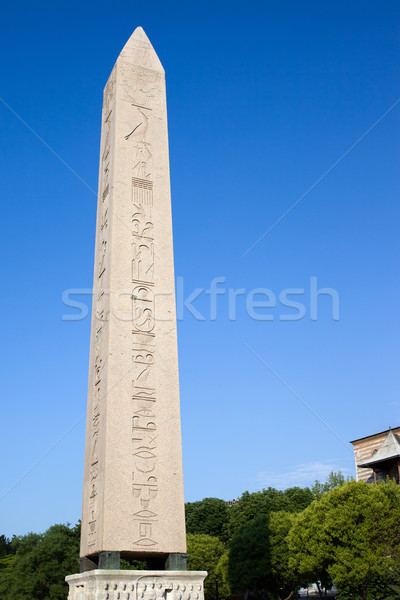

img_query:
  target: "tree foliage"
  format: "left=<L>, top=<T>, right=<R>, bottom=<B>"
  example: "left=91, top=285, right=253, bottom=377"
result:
left=0, top=555, right=15, bottom=571
left=282, top=487, right=314, bottom=512
left=228, top=511, right=305, bottom=599
left=269, top=511, right=304, bottom=600
left=227, top=486, right=313, bottom=538
left=215, top=551, right=230, bottom=597
left=288, top=480, right=400, bottom=600
left=186, top=533, right=228, bottom=599
left=0, top=535, right=14, bottom=558
left=185, top=498, right=230, bottom=542
left=1, top=477, right=399, bottom=600
left=0, top=523, right=80, bottom=600
left=228, top=515, right=271, bottom=594
left=311, top=470, right=348, bottom=500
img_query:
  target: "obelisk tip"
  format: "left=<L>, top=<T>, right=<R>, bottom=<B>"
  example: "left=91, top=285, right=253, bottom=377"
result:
left=119, top=26, right=164, bottom=72
left=131, top=26, right=149, bottom=42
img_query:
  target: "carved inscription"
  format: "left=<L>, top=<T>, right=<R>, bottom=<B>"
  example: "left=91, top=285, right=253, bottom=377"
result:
left=87, top=69, right=116, bottom=549
left=132, top=177, right=153, bottom=206
left=127, top=69, right=161, bottom=548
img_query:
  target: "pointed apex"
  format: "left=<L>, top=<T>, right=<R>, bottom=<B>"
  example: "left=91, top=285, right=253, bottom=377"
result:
left=131, top=26, right=150, bottom=43
left=118, top=26, right=164, bottom=72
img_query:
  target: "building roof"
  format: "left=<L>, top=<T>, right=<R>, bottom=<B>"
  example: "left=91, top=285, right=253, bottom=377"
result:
left=358, top=429, right=400, bottom=469
left=350, top=426, right=400, bottom=445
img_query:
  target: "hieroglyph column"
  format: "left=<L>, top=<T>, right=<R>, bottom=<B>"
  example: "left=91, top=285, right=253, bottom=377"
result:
left=80, top=27, right=186, bottom=559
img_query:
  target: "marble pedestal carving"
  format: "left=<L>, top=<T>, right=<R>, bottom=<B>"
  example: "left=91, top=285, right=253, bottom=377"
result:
left=66, top=571, right=207, bottom=600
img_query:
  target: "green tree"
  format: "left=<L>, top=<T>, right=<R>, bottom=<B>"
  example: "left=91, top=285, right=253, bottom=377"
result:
left=187, top=533, right=228, bottom=599
left=0, top=535, right=13, bottom=558
left=228, top=488, right=285, bottom=538
left=0, top=555, right=15, bottom=572
left=228, top=487, right=313, bottom=539
left=288, top=480, right=400, bottom=600
left=0, top=523, right=80, bottom=600
left=228, top=511, right=307, bottom=599
left=311, top=470, right=348, bottom=500
left=228, top=515, right=271, bottom=595
left=0, top=534, right=17, bottom=574
left=282, top=487, right=313, bottom=512
left=269, top=511, right=304, bottom=600
left=215, top=552, right=230, bottom=597
left=185, top=498, right=230, bottom=542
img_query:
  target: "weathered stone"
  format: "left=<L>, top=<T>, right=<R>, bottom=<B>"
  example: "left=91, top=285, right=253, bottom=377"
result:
left=67, top=24, right=206, bottom=600
left=79, top=26, right=186, bottom=560
left=66, top=571, right=207, bottom=600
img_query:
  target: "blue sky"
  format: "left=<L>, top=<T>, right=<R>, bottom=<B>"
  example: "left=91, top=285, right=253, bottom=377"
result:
left=0, top=0, right=399, bottom=538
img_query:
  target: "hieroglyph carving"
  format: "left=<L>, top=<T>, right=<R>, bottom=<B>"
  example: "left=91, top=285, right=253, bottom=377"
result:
left=80, top=28, right=186, bottom=559
left=124, top=67, right=164, bottom=549
left=87, top=69, right=116, bottom=550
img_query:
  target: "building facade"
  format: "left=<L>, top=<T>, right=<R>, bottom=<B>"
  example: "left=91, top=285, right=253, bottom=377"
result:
left=350, top=426, right=400, bottom=483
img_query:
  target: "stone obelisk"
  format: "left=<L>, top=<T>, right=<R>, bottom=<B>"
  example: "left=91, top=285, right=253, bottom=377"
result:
left=67, top=27, right=206, bottom=599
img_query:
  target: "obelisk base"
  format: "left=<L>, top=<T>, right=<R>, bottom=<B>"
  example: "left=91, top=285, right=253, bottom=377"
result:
left=66, top=570, right=207, bottom=600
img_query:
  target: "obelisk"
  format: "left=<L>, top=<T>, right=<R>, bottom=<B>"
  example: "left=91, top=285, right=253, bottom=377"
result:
left=67, top=27, right=206, bottom=599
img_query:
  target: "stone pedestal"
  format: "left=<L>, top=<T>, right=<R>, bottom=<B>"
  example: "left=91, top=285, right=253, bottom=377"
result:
left=66, top=571, right=207, bottom=600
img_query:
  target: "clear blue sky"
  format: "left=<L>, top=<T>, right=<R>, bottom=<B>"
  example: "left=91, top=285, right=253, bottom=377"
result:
left=0, top=0, right=399, bottom=538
